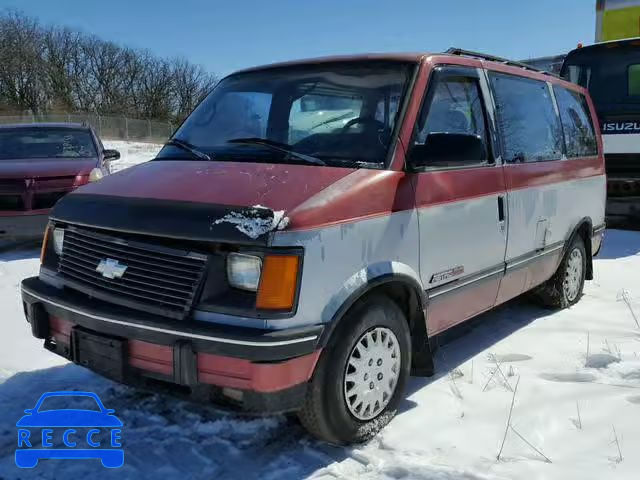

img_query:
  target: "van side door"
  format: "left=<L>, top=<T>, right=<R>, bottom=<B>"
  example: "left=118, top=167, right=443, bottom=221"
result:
left=407, top=66, right=507, bottom=335
left=487, top=72, right=567, bottom=303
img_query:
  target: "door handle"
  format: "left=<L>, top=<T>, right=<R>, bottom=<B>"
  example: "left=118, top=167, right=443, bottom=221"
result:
left=497, top=195, right=506, bottom=232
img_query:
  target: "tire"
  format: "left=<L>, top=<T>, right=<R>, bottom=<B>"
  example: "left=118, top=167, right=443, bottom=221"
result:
left=298, top=294, right=411, bottom=445
left=533, top=235, right=587, bottom=309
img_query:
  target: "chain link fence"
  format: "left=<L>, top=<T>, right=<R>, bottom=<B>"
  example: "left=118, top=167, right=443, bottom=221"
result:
left=0, top=113, right=174, bottom=143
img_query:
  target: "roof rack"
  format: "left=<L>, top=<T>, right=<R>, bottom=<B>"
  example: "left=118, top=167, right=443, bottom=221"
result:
left=445, top=47, right=556, bottom=76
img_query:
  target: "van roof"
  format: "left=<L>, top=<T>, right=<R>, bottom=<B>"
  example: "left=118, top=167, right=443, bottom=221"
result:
left=236, top=49, right=560, bottom=79
left=236, top=52, right=428, bottom=74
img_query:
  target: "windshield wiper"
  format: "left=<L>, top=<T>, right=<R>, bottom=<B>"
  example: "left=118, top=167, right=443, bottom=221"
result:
left=311, top=112, right=355, bottom=130
left=227, top=137, right=326, bottom=166
left=166, top=138, right=212, bottom=161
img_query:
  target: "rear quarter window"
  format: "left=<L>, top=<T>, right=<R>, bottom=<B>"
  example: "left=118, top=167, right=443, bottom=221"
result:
left=554, top=87, right=598, bottom=158
left=489, top=72, right=563, bottom=163
left=629, top=64, right=640, bottom=96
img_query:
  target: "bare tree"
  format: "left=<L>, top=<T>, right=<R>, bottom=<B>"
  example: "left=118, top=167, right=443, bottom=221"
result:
left=0, top=10, right=48, bottom=113
left=0, top=9, right=216, bottom=122
left=171, top=57, right=217, bottom=122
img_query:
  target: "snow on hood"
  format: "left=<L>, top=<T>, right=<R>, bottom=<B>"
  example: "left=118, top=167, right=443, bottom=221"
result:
left=213, top=205, right=289, bottom=239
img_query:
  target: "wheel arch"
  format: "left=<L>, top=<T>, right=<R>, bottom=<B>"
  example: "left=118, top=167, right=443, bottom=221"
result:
left=566, top=216, right=593, bottom=280
left=318, top=273, right=434, bottom=376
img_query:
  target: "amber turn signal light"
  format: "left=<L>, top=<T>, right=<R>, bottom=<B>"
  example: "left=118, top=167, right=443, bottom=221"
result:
left=40, top=225, right=51, bottom=264
left=256, top=255, right=300, bottom=310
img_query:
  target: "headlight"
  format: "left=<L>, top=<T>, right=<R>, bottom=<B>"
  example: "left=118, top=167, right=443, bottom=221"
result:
left=88, top=168, right=104, bottom=182
left=52, top=228, right=65, bottom=255
left=227, top=253, right=262, bottom=291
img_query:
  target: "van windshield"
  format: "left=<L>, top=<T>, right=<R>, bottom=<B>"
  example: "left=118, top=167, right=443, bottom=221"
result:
left=159, top=61, right=414, bottom=168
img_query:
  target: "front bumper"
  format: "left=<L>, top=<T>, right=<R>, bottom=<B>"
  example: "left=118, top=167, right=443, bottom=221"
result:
left=0, top=212, right=49, bottom=239
left=21, top=276, right=323, bottom=413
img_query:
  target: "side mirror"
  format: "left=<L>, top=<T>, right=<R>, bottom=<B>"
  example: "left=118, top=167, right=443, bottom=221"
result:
left=103, top=149, right=121, bottom=161
left=409, top=132, right=486, bottom=169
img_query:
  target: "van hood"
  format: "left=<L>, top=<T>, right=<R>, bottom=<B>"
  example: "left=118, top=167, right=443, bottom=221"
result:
left=71, top=160, right=356, bottom=212
left=53, top=160, right=405, bottom=245
left=53, top=160, right=409, bottom=244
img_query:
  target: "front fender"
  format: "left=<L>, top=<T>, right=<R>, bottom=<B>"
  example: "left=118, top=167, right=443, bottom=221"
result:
left=320, top=261, right=423, bottom=324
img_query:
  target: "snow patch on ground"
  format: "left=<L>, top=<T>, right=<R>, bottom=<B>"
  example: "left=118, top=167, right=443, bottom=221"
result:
left=102, top=140, right=162, bottom=172
left=1, top=230, right=640, bottom=479
left=213, top=205, right=288, bottom=239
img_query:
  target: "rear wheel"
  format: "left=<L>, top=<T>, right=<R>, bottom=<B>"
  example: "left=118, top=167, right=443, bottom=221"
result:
left=533, top=236, right=587, bottom=309
left=298, top=295, right=411, bottom=444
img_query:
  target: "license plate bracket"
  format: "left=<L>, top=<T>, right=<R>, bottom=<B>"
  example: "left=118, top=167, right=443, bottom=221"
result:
left=71, top=327, right=126, bottom=382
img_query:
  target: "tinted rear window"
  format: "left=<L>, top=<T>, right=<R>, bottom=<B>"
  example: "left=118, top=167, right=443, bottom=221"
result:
left=490, top=73, right=563, bottom=163
left=0, top=128, right=97, bottom=160
left=629, top=64, right=640, bottom=96
left=554, top=87, right=598, bottom=158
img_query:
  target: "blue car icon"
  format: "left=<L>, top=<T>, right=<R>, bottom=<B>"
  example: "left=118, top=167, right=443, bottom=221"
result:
left=16, top=391, right=123, bottom=468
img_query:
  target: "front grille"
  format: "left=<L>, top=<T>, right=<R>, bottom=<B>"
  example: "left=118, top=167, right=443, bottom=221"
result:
left=58, top=226, right=208, bottom=319
left=33, top=191, right=67, bottom=209
left=0, top=195, right=24, bottom=211
left=0, top=179, right=26, bottom=192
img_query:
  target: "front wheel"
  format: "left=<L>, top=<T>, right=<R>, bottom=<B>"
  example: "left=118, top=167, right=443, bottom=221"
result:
left=533, top=236, right=587, bottom=309
left=298, top=295, right=411, bottom=444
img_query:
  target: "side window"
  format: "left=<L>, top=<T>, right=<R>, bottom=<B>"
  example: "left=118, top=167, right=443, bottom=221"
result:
left=565, top=64, right=592, bottom=89
left=490, top=73, right=563, bottom=163
left=554, top=87, right=598, bottom=158
left=629, top=64, right=640, bottom=96
left=411, top=72, right=489, bottom=167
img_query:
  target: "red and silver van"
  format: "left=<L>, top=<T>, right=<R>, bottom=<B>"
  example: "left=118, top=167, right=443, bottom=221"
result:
left=21, top=49, right=606, bottom=444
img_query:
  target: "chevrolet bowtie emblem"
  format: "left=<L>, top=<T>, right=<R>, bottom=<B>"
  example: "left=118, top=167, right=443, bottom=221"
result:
left=96, top=258, right=128, bottom=279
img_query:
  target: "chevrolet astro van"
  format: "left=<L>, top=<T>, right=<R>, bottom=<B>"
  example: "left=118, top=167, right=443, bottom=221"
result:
left=21, top=49, right=606, bottom=444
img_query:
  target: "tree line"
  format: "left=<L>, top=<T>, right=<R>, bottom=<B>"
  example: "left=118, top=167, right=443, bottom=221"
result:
left=0, top=10, right=217, bottom=123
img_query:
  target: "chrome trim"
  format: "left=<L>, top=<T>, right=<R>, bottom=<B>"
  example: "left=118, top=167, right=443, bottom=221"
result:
left=21, top=287, right=318, bottom=347
left=506, top=243, right=564, bottom=271
left=429, top=242, right=567, bottom=299
left=593, top=224, right=606, bottom=235
left=429, top=267, right=504, bottom=298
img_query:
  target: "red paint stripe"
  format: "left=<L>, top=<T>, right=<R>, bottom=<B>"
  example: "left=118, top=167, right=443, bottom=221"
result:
left=287, top=170, right=414, bottom=231
left=197, top=350, right=321, bottom=393
left=412, top=166, right=506, bottom=209
left=128, top=340, right=173, bottom=376
left=428, top=277, right=501, bottom=335
left=505, top=157, right=604, bottom=191
left=49, top=316, right=72, bottom=344
left=428, top=250, right=564, bottom=335
left=496, top=251, right=563, bottom=305
left=287, top=160, right=604, bottom=231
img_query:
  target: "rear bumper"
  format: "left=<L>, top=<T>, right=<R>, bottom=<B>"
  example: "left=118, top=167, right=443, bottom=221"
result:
left=0, top=212, right=48, bottom=238
left=606, top=196, right=640, bottom=221
left=21, top=276, right=323, bottom=413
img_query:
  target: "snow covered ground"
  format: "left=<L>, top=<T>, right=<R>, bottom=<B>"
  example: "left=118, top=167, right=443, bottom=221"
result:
left=102, top=140, right=162, bottom=172
left=0, top=230, right=639, bottom=479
